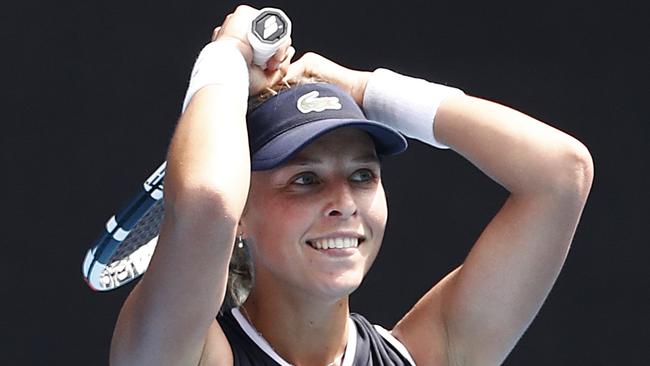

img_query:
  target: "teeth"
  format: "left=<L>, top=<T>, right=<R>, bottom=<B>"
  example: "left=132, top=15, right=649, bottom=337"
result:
left=335, top=238, right=344, bottom=248
left=310, top=237, right=359, bottom=249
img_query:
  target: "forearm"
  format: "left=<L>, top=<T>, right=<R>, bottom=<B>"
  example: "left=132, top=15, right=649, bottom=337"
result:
left=147, top=74, right=251, bottom=338
left=435, top=94, right=593, bottom=199
left=358, top=67, right=593, bottom=198
left=166, top=84, right=251, bottom=215
left=344, top=61, right=595, bottom=365
left=166, top=39, right=252, bottom=215
left=111, top=5, right=297, bottom=362
left=111, top=45, right=251, bottom=365
left=431, top=94, right=594, bottom=362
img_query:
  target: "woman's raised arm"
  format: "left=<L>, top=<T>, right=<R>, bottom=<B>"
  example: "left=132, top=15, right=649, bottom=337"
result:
left=110, top=6, right=292, bottom=365
left=389, top=86, right=594, bottom=365
left=286, top=54, right=593, bottom=365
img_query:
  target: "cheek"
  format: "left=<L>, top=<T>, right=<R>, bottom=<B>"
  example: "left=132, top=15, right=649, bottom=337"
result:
left=245, top=198, right=318, bottom=272
left=247, top=197, right=315, bottom=247
left=368, top=186, right=388, bottom=231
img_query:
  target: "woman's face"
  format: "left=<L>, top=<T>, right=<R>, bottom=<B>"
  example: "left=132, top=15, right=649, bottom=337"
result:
left=241, top=127, right=388, bottom=302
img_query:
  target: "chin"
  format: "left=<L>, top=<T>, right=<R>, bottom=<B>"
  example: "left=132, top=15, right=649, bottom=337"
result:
left=309, top=270, right=365, bottom=301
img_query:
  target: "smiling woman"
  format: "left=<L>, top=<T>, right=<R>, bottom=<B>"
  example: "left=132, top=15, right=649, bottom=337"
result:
left=243, top=127, right=388, bottom=301
left=223, top=82, right=398, bottom=313
left=109, top=5, right=593, bottom=366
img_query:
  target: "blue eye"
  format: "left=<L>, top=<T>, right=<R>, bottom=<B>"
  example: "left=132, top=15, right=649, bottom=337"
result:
left=293, top=173, right=318, bottom=185
left=351, top=169, right=375, bottom=182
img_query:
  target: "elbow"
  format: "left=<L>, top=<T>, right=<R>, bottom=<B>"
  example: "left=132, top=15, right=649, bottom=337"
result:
left=551, top=138, right=595, bottom=200
left=573, top=141, right=594, bottom=198
left=163, top=156, right=251, bottom=222
left=163, top=171, right=250, bottom=223
left=164, top=184, right=245, bottom=228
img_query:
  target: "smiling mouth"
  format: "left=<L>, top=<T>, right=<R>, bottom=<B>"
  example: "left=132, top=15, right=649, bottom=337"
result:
left=306, top=237, right=365, bottom=250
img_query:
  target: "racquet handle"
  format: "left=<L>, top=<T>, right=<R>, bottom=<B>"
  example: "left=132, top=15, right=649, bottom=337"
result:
left=247, top=8, right=292, bottom=68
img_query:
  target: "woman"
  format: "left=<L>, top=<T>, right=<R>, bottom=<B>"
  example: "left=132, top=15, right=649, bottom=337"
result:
left=110, top=5, right=593, bottom=366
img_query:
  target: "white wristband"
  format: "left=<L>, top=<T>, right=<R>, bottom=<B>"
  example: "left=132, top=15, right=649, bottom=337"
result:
left=182, top=40, right=250, bottom=113
left=362, top=68, right=464, bottom=149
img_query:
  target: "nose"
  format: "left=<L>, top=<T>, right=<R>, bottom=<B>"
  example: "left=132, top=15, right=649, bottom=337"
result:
left=325, top=182, right=358, bottom=218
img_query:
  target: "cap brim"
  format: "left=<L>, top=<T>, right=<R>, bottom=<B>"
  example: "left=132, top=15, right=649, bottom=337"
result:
left=251, top=119, right=407, bottom=170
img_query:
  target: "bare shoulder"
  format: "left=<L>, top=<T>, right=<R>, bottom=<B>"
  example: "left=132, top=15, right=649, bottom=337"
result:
left=390, top=267, right=462, bottom=366
left=198, top=320, right=234, bottom=366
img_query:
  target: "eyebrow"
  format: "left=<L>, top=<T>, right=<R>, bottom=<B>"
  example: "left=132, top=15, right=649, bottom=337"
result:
left=284, top=153, right=380, bottom=167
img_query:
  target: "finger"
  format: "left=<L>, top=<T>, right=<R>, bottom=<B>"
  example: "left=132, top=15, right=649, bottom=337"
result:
left=277, top=47, right=296, bottom=73
left=284, top=52, right=314, bottom=82
left=268, top=65, right=288, bottom=86
left=277, top=46, right=296, bottom=77
left=286, top=46, right=296, bottom=64
left=216, top=5, right=259, bottom=46
left=284, top=62, right=303, bottom=83
left=265, top=47, right=294, bottom=86
left=211, top=26, right=222, bottom=42
left=266, top=38, right=293, bottom=71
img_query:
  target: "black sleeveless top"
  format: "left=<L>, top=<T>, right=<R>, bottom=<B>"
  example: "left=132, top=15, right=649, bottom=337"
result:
left=217, top=308, right=416, bottom=365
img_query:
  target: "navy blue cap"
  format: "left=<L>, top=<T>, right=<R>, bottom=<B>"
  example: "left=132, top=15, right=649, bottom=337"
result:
left=247, top=83, right=408, bottom=170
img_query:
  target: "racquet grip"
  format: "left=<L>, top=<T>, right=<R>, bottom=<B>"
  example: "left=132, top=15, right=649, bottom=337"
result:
left=247, top=8, right=292, bottom=68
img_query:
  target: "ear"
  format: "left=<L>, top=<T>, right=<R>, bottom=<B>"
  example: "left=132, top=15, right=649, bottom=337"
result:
left=238, top=213, right=249, bottom=238
left=238, top=172, right=257, bottom=236
left=237, top=218, right=245, bottom=234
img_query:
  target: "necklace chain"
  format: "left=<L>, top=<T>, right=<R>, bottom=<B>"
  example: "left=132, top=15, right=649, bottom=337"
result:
left=239, top=305, right=344, bottom=366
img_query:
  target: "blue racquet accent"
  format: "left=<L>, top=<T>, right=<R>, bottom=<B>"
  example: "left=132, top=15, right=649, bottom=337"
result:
left=82, top=162, right=165, bottom=291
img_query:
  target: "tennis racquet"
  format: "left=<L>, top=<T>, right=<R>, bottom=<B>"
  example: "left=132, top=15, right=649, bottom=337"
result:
left=82, top=8, right=292, bottom=291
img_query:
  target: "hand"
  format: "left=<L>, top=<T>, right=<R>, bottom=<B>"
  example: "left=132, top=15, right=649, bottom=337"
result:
left=211, top=5, right=295, bottom=95
left=284, top=52, right=371, bottom=106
